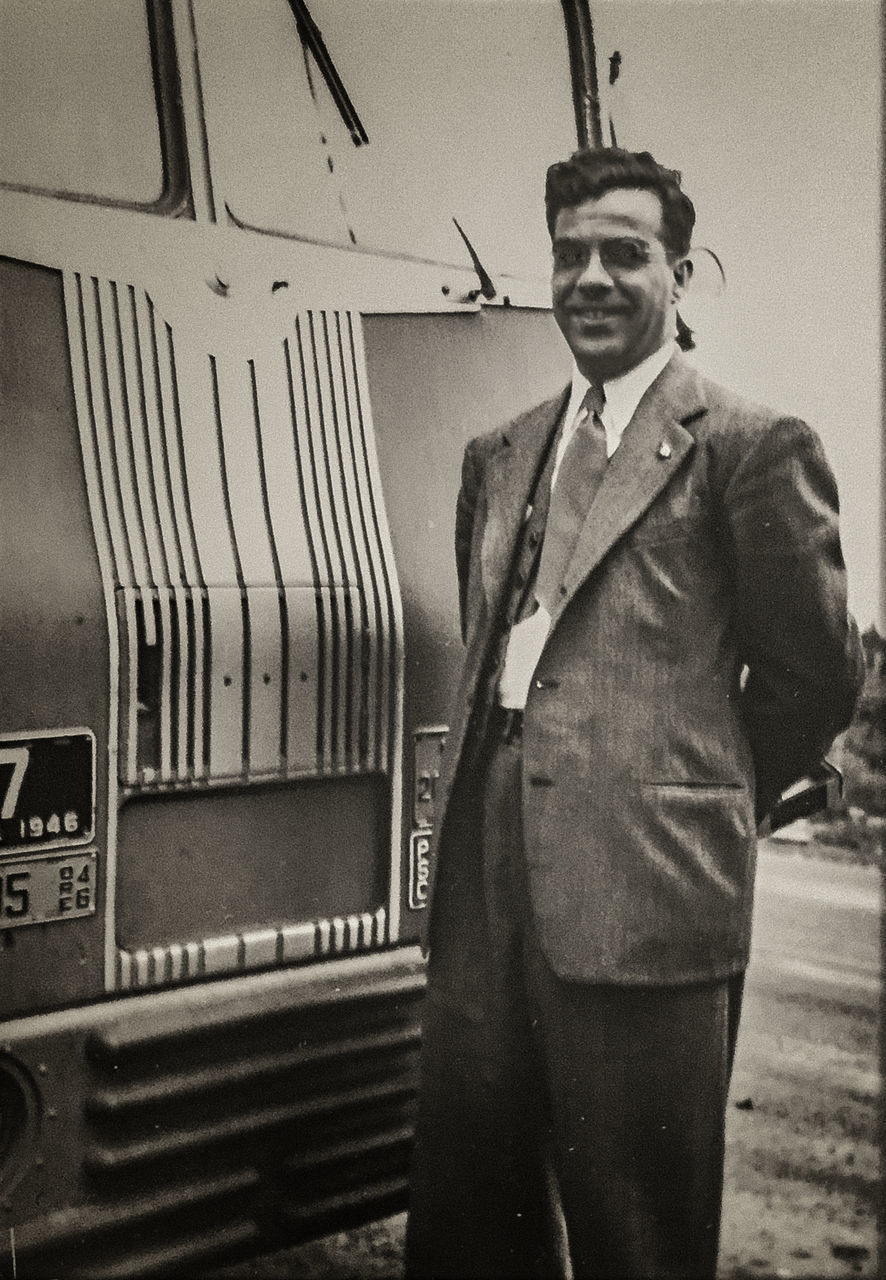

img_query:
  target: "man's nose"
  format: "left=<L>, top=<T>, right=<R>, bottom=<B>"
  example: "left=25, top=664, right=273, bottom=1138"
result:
left=576, top=249, right=614, bottom=289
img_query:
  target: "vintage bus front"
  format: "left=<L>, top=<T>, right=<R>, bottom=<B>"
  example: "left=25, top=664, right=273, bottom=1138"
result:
left=0, top=1, right=589, bottom=1274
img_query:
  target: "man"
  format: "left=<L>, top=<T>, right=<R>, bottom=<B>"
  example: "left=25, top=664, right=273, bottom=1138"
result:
left=404, top=148, right=863, bottom=1280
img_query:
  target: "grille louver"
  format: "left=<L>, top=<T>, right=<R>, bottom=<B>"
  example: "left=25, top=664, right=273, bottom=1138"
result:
left=3, top=955, right=424, bottom=1277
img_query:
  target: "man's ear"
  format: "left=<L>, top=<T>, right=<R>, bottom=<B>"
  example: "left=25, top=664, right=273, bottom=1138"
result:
left=672, top=256, right=693, bottom=300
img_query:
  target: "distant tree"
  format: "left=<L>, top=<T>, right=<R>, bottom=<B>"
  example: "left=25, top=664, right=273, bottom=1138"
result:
left=839, top=626, right=886, bottom=815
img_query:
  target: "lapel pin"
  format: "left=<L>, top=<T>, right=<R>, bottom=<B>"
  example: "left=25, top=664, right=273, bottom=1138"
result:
left=658, top=441, right=672, bottom=459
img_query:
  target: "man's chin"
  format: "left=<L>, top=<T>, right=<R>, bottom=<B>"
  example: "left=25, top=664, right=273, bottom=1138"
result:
left=571, top=339, right=627, bottom=382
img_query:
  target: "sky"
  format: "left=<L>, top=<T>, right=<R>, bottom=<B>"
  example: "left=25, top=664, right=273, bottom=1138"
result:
left=590, top=0, right=881, bottom=627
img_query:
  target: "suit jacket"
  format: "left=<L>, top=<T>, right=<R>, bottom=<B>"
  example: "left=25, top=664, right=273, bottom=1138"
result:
left=428, top=352, right=863, bottom=985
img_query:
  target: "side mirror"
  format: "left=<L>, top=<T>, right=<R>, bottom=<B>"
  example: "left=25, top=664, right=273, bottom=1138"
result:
left=759, top=761, right=843, bottom=838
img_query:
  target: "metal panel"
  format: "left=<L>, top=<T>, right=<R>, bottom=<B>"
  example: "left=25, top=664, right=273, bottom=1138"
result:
left=64, top=267, right=406, bottom=980
left=173, top=343, right=241, bottom=586
left=96, top=278, right=155, bottom=590
left=361, top=307, right=568, bottom=943
left=211, top=352, right=278, bottom=585
left=0, top=948, right=425, bottom=1277
left=284, top=585, right=321, bottom=771
left=66, top=277, right=401, bottom=793
left=76, top=275, right=137, bottom=588
left=205, top=585, right=245, bottom=778
left=116, top=283, right=172, bottom=589
left=115, top=906, right=388, bottom=993
left=114, top=774, right=388, bottom=964
left=250, top=345, right=315, bottom=584
left=246, top=587, right=285, bottom=775
left=0, top=263, right=110, bottom=1014
left=112, top=580, right=394, bottom=787
left=151, top=306, right=205, bottom=585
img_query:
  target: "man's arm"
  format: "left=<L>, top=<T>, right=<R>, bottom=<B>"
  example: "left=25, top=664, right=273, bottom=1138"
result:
left=723, top=417, right=864, bottom=820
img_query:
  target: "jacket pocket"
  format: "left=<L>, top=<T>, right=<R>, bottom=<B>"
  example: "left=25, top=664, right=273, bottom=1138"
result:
left=635, top=781, right=755, bottom=932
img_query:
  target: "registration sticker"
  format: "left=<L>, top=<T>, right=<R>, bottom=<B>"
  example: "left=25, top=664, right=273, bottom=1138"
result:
left=0, top=850, right=97, bottom=929
left=0, top=729, right=95, bottom=853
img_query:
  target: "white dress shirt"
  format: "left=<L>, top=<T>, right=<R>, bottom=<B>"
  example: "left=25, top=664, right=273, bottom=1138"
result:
left=497, top=340, right=676, bottom=710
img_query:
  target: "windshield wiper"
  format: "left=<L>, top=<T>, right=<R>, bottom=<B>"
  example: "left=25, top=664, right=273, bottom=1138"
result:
left=452, top=218, right=497, bottom=301
left=287, top=0, right=369, bottom=147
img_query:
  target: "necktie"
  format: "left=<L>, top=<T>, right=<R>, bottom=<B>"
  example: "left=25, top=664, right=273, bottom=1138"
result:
left=534, top=385, right=607, bottom=612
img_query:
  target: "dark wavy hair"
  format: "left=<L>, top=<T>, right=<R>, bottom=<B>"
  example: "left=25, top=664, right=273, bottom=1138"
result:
left=545, top=148, right=696, bottom=260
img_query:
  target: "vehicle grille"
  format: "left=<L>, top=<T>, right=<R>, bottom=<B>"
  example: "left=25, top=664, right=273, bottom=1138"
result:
left=64, top=274, right=401, bottom=789
left=2, top=953, right=425, bottom=1278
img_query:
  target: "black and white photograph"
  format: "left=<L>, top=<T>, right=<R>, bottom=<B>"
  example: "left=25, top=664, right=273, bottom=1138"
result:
left=0, top=2, right=880, bottom=1277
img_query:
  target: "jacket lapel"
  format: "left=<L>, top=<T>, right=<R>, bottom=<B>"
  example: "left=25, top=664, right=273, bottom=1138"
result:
left=549, top=354, right=707, bottom=629
left=480, top=388, right=568, bottom=613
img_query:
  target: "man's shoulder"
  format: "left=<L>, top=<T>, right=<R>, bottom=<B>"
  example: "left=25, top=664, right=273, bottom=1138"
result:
left=682, top=362, right=831, bottom=494
left=682, top=361, right=816, bottom=457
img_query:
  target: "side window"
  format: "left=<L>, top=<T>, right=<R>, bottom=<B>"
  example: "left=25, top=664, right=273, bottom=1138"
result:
left=0, top=0, right=182, bottom=210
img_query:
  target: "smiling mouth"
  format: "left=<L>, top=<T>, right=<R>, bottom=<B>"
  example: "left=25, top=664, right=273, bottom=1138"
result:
left=573, top=309, right=623, bottom=324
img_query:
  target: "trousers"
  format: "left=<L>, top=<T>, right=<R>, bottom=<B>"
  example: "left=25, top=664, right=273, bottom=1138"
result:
left=405, top=732, right=744, bottom=1280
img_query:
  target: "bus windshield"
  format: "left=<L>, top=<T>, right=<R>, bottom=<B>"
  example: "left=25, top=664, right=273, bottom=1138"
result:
left=195, top=0, right=577, bottom=283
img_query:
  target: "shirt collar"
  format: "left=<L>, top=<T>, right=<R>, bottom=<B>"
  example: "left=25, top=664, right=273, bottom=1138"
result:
left=566, top=340, right=677, bottom=441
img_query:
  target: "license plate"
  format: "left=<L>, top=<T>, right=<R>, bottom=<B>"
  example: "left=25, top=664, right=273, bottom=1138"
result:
left=0, top=851, right=97, bottom=929
left=0, top=729, right=95, bottom=853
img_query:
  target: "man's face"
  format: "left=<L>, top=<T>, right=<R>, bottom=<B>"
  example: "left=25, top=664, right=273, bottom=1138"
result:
left=550, top=187, right=690, bottom=382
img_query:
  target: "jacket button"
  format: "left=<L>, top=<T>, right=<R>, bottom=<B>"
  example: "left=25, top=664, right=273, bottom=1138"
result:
left=534, top=678, right=559, bottom=690
left=528, top=775, right=554, bottom=787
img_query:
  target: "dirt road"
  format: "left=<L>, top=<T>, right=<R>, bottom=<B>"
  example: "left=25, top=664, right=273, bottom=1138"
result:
left=718, top=846, right=880, bottom=1280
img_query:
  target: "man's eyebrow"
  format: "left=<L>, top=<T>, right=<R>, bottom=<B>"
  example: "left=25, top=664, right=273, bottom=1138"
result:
left=552, top=233, right=652, bottom=245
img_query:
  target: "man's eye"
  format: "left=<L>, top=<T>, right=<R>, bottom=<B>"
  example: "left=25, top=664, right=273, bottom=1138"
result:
left=602, top=239, right=649, bottom=270
left=553, top=244, right=585, bottom=270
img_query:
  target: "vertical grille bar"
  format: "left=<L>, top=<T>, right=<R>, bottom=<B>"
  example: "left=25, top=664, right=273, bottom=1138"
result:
left=118, top=284, right=171, bottom=590
left=324, top=313, right=375, bottom=769
left=313, top=312, right=360, bottom=767
left=249, top=359, right=288, bottom=771
left=78, top=277, right=136, bottom=587
left=97, top=279, right=154, bottom=590
left=346, top=314, right=402, bottom=777
left=333, top=312, right=388, bottom=770
left=135, top=293, right=188, bottom=586
left=153, top=307, right=204, bottom=587
left=291, top=317, right=339, bottom=770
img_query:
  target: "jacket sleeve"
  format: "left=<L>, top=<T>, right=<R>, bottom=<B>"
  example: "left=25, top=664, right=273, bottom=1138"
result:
left=722, top=417, right=864, bottom=820
left=455, top=438, right=484, bottom=644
